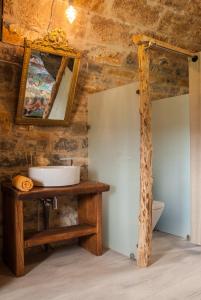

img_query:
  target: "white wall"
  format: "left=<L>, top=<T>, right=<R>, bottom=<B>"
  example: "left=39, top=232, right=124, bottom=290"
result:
left=88, top=82, right=140, bottom=257
left=49, top=67, right=72, bottom=120
left=152, top=95, right=190, bottom=238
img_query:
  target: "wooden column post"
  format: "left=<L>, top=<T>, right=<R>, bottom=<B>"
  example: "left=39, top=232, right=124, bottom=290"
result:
left=78, top=193, right=103, bottom=256
left=132, top=34, right=194, bottom=267
left=2, top=190, right=25, bottom=276
left=137, top=44, right=153, bottom=267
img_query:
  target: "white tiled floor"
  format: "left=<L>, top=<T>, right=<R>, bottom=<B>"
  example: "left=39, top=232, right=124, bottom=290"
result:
left=1, top=232, right=201, bottom=300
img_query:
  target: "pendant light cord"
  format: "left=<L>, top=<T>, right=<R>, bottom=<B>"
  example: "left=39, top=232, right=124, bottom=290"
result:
left=47, top=0, right=55, bottom=32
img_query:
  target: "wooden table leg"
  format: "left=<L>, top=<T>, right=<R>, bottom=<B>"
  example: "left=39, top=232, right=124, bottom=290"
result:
left=2, top=192, right=24, bottom=276
left=78, top=193, right=102, bottom=255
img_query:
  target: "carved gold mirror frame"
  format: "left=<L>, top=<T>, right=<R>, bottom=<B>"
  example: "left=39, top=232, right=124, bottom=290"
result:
left=16, top=29, right=81, bottom=126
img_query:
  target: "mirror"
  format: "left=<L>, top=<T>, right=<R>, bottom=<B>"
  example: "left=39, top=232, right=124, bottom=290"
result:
left=16, top=30, right=81, bottom=126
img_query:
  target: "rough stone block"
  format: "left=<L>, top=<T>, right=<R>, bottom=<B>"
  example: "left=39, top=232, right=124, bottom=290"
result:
left=111, top=0, right=162, bottom=26
left=74, top=0, right=105, bottom=13
left=54, top=138, right=79, bottom=152
left=89, top=15, right=131, bottom=48
left=4, top=0, right=52, bottom=32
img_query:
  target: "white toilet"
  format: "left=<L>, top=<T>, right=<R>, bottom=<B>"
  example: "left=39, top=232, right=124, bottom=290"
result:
left=152, top=200, right=165, bottom=230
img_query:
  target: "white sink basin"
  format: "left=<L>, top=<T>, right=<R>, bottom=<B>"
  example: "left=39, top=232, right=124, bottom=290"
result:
left=28, top=166, right=80, bottom=187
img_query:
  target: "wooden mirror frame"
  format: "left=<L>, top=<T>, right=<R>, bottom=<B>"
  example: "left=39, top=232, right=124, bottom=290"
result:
left=16, top=29, right=81, bottom=126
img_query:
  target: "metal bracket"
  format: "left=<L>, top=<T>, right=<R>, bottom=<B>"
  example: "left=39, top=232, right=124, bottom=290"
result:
left=192, top=55, right=198, bottom=62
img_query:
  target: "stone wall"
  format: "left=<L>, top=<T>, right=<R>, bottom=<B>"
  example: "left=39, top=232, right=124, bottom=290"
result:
left=0, top=0, right=195, bottom=243
left=150, top=49, right=189, bottom=100
left=2, top=0, right=192, bottom=96
left=0, top=41, right=88, bottom=238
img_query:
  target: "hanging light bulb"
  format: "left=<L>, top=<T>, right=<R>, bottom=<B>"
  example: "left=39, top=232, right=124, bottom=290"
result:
left=66, top=0, right=77, bottom=24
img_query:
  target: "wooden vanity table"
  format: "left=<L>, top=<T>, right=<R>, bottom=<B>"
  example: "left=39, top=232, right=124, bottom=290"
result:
left=1, top=181, right=110, bottom=276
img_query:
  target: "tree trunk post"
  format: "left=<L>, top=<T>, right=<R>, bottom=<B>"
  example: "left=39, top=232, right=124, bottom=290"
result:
left=137, top=43, right=153, bottom=267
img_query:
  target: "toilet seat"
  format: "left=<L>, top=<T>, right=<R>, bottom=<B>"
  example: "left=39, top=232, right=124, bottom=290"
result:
left=152, top=200, right=165, bottom=230
left=153, top=200, right=165, bottom=210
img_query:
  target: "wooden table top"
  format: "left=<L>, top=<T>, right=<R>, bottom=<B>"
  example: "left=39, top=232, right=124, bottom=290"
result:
left=1, top=181, right=110, bottom=200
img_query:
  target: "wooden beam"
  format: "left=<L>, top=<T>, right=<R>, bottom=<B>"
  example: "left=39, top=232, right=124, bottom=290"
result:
left=2, top=192, right=24, bottom=277
left=137, top=43, right=153, bottom=267
left=78, top=193, right=103, bottom=256
left=133, top=33, right=195, bottom=267
left=24, top=224, right=97, bottom=248
left=133, top=34, right=195, bottom=58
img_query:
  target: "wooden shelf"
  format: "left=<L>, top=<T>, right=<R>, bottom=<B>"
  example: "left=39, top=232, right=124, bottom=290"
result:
left=2, top=180, right=110, bottom=276
left=24, top=224, right=97, bottom=248
left=2, top=181, right=110, bottom=200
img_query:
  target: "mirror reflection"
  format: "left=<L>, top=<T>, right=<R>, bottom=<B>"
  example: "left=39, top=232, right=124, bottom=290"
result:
left=23, top=51, right=74, bottom=120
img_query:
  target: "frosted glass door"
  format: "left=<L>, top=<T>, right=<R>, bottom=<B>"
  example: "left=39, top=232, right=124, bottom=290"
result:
left=88, top=82, right=140, bottom=257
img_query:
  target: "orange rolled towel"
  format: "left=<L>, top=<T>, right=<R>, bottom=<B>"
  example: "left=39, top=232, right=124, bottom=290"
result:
left=12, top=175, right=34, bottom=192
